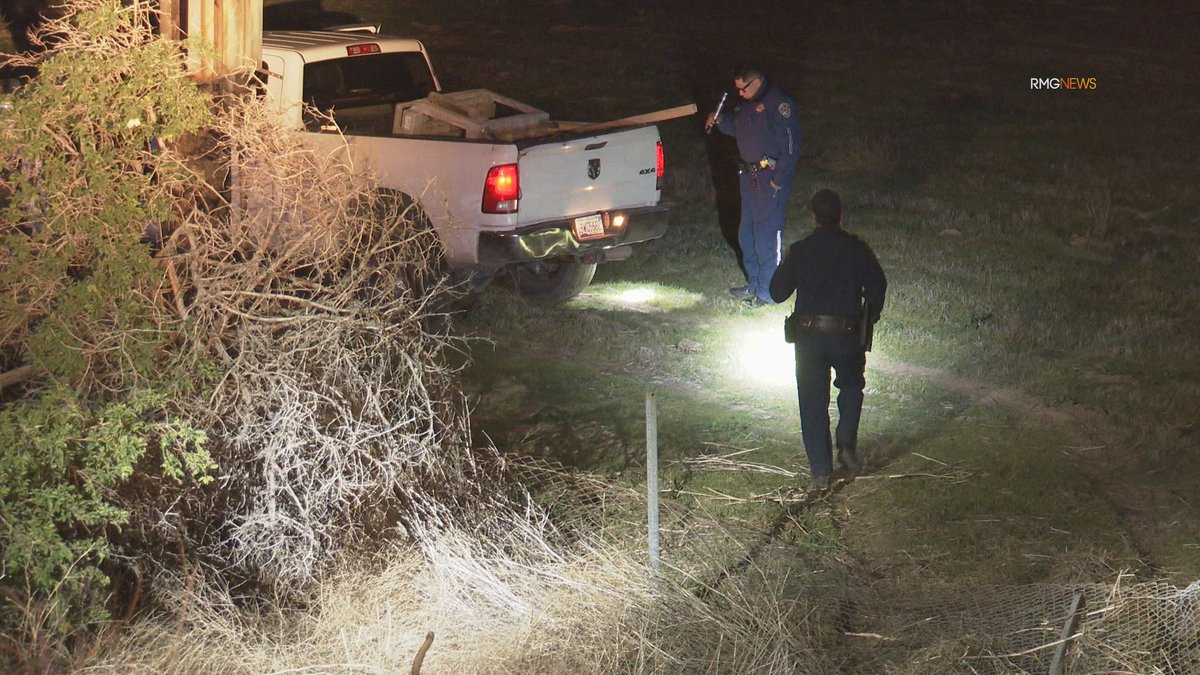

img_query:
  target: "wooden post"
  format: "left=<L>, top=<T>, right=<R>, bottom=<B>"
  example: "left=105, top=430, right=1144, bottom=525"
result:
left=172, top=0, right=262, bottom=86
left=158, top=0, right=182, bottom=41
left=1049, top=591, right=1085, bottom=675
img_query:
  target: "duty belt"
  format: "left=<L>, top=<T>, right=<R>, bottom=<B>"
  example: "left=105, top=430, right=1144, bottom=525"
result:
left=793, top=314, right=858, bottom=335
left=737, top=157, right=777, bottom=175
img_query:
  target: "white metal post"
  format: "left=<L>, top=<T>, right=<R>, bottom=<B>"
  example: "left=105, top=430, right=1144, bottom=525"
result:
left=646, top=391, right=661, bottom=573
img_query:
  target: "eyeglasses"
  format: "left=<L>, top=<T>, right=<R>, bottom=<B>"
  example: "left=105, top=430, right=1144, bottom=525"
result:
left=736, top=77, right=760, bottom=93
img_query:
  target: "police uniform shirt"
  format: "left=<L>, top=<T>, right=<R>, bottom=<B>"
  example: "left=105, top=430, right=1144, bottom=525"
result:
left=769, top=225, right=887, bottom=321
left=715, top=82, right=803, bottom=187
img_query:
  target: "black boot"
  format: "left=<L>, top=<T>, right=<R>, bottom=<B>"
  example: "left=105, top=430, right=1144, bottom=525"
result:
left=836, top=444, right=863, bottom=474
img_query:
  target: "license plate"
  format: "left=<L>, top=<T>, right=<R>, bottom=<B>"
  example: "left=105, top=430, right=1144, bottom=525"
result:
left=573, top=213, right=606, bottom=240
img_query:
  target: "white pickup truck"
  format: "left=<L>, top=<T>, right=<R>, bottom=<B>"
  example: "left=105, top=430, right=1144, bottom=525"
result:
left=259, top=29, right=683, bottom=301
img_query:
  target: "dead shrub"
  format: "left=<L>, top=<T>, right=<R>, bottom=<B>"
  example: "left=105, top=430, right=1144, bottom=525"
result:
left=137, top=88, right=520, bottom=593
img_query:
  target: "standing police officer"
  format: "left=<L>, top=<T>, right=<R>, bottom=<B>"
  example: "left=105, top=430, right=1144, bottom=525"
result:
left=705, top=65, right=802, bottom=306
left=769, top=189, right=887, bottom=488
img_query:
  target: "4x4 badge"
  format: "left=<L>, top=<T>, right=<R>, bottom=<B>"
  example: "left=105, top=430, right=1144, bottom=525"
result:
left=587, top=158, right=601, bottom=180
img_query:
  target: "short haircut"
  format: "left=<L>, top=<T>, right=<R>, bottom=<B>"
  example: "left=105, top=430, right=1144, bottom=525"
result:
left=811, top=189, right=842, bottom=226
left=733, top=64, right=765, bottom=83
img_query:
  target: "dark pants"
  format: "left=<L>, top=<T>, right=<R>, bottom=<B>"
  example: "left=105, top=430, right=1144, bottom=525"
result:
left=794, top=333, right=866, bottom=479
left=738, top=172, right=789, bottom=303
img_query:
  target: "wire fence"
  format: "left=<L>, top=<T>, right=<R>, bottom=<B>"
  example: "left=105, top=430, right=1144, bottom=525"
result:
left=818, top=577, right=1200, bottom=674
left=520, top=459, right=1200, bottom=673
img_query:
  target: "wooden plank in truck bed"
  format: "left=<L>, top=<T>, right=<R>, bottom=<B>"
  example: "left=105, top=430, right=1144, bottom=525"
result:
left=551, top=104, right=698, bottom=136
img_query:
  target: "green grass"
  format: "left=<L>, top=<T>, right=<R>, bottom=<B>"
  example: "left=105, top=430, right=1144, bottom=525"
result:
left=848, top=405, right=1145, bottom=583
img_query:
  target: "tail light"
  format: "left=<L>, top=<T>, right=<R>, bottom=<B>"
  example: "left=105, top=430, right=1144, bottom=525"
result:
left=655, top=140, right=664, bottom=191
left=482, top=163, right=519, bottom=214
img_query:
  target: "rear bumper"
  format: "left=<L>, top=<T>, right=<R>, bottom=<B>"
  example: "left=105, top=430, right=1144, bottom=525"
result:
left=477, top=204, right=669, bottom=265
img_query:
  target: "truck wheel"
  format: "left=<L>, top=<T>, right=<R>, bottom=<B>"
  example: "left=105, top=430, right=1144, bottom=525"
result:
left=358, top=191, right=458, bottom=312
left=511, top=258, right=597, bottom=303
left=398, top=203, right=447, bottom=303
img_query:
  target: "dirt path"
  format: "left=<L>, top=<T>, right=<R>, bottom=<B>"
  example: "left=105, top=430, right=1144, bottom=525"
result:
left=871, top=355, right=1087, bottom=429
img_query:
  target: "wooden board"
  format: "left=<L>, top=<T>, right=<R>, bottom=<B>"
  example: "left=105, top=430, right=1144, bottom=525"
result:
left=393, top=89, right=552, bottom=140
left=555, top=104, right=698, bottom=136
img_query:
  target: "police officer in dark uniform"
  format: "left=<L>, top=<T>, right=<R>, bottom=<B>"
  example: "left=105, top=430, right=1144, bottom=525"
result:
left=705, top=65, right=802, bottom=306
left=769, top=189, right=887, bottom=488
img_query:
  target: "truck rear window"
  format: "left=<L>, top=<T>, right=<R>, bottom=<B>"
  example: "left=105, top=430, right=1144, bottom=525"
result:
left=302, top=52, right=436, bottom=114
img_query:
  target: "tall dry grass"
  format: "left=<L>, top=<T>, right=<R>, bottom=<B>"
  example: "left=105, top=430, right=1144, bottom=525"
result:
left=81, top=509, right=841, bottom=674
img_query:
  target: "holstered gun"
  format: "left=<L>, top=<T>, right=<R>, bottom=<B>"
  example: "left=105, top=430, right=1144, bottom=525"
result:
left=860, top=300, right=875, bottom=352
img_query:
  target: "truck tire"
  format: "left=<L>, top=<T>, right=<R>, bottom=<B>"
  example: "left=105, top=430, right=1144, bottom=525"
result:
left=511, top=258, right=597, bottom=303
left=358, top=191, right=456, bottom=310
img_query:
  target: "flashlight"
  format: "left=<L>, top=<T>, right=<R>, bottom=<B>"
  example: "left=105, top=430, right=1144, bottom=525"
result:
left=706, top=92, right=728, bottom=135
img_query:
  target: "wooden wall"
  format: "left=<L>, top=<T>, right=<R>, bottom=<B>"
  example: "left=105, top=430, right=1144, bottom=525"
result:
left=159, top=0, right=262, bottom=84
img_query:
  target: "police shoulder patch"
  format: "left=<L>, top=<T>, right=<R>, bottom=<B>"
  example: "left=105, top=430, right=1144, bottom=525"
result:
left=778, top=102, right=792, bottom=118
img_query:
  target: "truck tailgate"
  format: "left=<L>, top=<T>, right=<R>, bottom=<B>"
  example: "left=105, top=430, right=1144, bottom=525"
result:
left=515, top=125, right=660, bottom=226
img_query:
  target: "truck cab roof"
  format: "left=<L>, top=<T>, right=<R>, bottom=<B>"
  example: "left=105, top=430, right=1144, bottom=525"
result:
left=259, top=30, right=441, bottom=132
left=262, top=31, right=429, bottom=62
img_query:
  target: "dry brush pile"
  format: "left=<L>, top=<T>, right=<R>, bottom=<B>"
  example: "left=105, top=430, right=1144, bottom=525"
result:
left=158, top=85, right=501, bottom=590
left=1, top=0, right=515, bottom=667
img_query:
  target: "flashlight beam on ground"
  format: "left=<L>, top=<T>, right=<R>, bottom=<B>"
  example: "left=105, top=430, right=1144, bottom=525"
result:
left=725, top=320, right=797, bottom=390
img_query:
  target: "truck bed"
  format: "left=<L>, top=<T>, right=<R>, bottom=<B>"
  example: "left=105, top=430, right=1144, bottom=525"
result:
left=327, top=89, right=694, bottom=145
left=322, top=89, right=550, bottom=141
